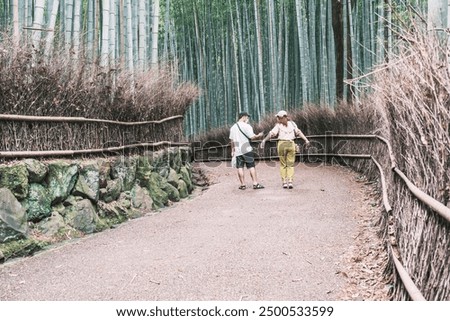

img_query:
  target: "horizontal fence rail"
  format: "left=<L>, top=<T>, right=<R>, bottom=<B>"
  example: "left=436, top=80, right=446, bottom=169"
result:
left=393, top=167, right=450, bottom=222
left=0, top=141, right=191, bottom=158
left=0, top=114, right=184, bottom=125
left=389, top=244, right=426, bottom=301
left=194, top=133, right=450, bottom=301
left=370, top=156, right=393, bottom=213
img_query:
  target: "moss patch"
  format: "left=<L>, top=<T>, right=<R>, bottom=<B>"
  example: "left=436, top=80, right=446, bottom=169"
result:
left=0, top=239, right=48, bottom=261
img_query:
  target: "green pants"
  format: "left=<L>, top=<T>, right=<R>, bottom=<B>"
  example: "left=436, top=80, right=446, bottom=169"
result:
left=277, top=140, right=296, bottom=181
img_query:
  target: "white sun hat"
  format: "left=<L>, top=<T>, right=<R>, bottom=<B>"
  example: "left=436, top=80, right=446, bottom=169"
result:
left=276, top=110, right=288, bottom=117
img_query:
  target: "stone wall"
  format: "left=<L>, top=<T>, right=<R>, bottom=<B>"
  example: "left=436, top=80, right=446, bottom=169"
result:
left=0, top=147, right=194, bottom=262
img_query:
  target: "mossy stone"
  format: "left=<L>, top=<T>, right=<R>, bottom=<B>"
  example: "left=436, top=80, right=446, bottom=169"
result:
left=111, top=157, right=136, bottom=192
left=144, top=173, right=168, bottom=209
left=73, top=161, right=100, bottom=202
left=22, top=183, right=52, bottom=222
left=0, top=188, right=28, bottom=242
left=47, top=161, right=79, bottom=205
left=0, top=164, right=29, bottom=200
left=63, top=199, right=98, bottom=234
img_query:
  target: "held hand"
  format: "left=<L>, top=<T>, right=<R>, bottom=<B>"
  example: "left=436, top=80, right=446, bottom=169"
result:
left=304, top=140, right=311, bottom=147
left=258, top=132, right=264, bottom=139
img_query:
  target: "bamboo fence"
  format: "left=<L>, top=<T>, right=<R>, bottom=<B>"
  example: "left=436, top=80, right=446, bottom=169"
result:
left=0, top=114, right=186, bottom=158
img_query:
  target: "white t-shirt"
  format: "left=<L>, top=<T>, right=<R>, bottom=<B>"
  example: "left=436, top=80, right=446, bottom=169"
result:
left=229, top=121, right=255, bottom=156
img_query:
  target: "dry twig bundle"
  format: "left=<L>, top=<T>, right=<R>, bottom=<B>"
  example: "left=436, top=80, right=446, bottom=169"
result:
left=369, top=23, right=450, bottom=300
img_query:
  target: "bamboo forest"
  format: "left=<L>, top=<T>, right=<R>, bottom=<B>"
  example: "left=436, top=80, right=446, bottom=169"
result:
left=0, top=0, right=438, bottom=137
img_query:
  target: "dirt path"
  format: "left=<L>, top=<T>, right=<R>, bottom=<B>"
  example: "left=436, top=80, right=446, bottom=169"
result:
left=0, top=161, right=389, bottom=300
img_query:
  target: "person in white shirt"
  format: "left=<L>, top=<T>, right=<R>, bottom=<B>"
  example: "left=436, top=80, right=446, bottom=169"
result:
left=260, top=110, right=309, bottom=189
left=229, top=111, right=265, bottom=190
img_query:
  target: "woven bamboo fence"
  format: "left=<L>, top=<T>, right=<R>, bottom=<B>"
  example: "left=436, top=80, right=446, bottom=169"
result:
left=0, top=114, right=187, bottom=159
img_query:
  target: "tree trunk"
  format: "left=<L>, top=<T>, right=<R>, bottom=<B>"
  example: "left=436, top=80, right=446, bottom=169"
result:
left=65, top=0, right=74, bottom=53
left=346, top=0, right=356, bottom=103
left=86, top=0, right=95, bottom=63
left=73, top=0, right=81, bottom=62
left=151, top=0, right=160, bottom=68
left=332, top=0, right=344, bottom=100
left=101, top=0, right=111, bottom=67
left=109, top=0, right=117, bottom=66
left=119, top=0, right=125, bottom=68
left=138, top=0, right=147, bottom=70
left=44, top=0, right=60, bottom=58
left=32, top=0, right=46, bottom=51
left=428, top=0, right=448, bottom=30
left=163, top=0, right=171, bottom=61
left=267, top=0, right=277, bottom=111
left=254, top=0, right=265, bottom=118
left=12, top=0, right=19, bottom=48
left=228, top=0, right=242, bottom=114
left=126, top=0, right=134, bottom=73
left=295, top=0, right=308, bottom=103
left=235, top=0, right=249, bottom=114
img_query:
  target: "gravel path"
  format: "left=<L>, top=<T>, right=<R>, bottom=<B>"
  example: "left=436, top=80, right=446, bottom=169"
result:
left=0, top=161, right=389, bottom=301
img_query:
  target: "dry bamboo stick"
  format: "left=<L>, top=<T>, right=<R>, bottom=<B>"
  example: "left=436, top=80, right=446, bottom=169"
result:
left=305, top=134, right=397, bottom=168
left=0, top=114, right=183, bottom=126
left=375, top=136, right=397, bottom=168
left=0, top=141, right=190, bottom=158
left=307, top=134, right=378, bottom=139
left=198, top=153, right=372, bottom=162
left=371, top=156, right=393, bottom=213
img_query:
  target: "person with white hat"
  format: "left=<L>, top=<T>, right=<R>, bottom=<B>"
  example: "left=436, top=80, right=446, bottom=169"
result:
left=260, top=110, right=309, bottom=189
